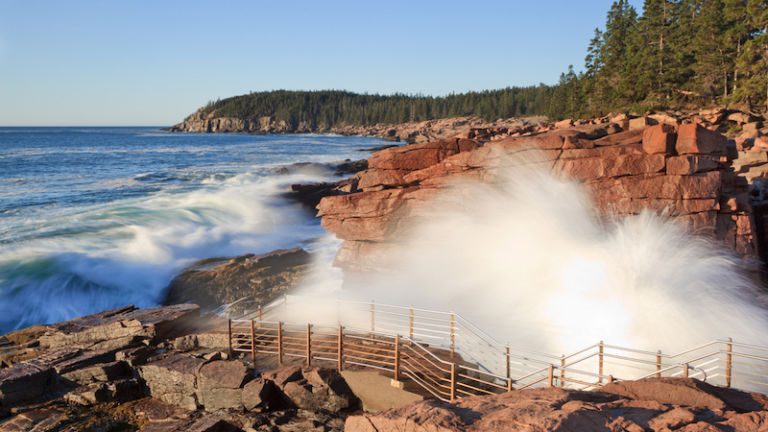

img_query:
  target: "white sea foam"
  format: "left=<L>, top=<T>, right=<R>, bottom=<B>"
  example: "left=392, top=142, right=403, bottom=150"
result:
left=0, top=172, right=328, bottom=331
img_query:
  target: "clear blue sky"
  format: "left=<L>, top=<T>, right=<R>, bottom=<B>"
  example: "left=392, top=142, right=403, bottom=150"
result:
left=0, top=1, right=642, bottom=126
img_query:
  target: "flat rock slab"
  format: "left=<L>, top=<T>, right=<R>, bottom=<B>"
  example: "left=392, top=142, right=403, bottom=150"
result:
left=0, top=408, right=67, bottom=432
left=38, top=303, right=199, bottom=349
left=0, top=360, right=54, bottom=405
left=341, top=370, right=423, bottom=412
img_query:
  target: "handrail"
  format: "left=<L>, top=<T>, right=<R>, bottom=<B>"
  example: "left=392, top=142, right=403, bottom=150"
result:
left=224, top=296, right=768, bottom=398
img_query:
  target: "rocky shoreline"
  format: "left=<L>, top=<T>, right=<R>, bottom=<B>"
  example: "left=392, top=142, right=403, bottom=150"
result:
left=166, top=107, right=547, bottom=145
left=2, top=303, right=768, bottom=431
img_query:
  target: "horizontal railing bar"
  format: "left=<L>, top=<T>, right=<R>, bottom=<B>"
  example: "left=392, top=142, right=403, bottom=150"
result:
left=457, top=374, right=508, bottom=391
left=344, top=355, right=395, bottom=367
left=402, top=370, right=450, bottom=402
left=456, top=381, right=499, bottom=396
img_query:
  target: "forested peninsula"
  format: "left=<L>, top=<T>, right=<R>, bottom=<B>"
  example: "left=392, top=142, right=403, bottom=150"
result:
left=169, top=0, right=768, bottom=134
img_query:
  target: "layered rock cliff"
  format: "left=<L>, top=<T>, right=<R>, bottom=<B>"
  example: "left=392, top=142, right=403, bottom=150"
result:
left=317, top=111, right=768, bottom=275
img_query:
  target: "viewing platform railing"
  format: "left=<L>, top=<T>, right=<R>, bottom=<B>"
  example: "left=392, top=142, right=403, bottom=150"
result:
left=223, top=295, right=768, bottom=402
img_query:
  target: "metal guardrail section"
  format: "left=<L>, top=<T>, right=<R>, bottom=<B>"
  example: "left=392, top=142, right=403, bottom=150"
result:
left=225, top=295, right=768, bottom=401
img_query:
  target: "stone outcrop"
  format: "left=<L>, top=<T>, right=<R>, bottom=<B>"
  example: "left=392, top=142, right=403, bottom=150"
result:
left=0, top=305, right=361, bottom=431
left=318, top=117, right=760, bottom=273
left=164, top=248, right=311, bottom=314
left=345, top=377, right=768, bottom=432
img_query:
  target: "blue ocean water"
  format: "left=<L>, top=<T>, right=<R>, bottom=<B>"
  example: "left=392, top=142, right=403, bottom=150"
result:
left=0, top=127, right=385, bottom=333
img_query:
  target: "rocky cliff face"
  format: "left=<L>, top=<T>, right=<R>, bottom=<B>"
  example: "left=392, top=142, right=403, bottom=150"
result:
left=317, top=111, right=768, bottom=275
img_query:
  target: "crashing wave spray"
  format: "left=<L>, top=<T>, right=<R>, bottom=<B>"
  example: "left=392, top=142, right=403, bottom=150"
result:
left=0, top=172, right=328, bottom=332
left=295, top=161, right=768, bottom=358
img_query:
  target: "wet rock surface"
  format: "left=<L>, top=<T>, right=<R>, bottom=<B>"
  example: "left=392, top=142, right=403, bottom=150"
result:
left=163, top=248, right=311, bottom=314
left=345, top=378, right=768, bottom=432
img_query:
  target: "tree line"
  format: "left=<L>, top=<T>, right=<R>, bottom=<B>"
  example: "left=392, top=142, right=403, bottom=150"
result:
left=564, top=0, right=767, bottom=119
left=201, top=0, right=767, bottom=126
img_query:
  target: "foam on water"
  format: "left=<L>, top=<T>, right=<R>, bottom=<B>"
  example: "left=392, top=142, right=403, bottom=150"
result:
left=0, top=127, right=385, bottom=333
left=0, top=172, right=332, bottom=331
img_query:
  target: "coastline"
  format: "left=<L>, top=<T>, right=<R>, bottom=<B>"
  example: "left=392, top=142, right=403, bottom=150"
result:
left=166, top=112, right=548, bottom=145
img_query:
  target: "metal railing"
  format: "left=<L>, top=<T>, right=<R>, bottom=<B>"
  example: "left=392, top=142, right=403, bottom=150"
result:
left=224, top=295, right=768, bottom=401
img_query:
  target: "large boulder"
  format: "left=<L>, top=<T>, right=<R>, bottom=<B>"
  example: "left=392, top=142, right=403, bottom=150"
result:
left=138, top=353, right=205, bottom=410
left=196, top=360, right=249, bottom=411
left=164, top=248, right=310, bottom=314
left=642, top=124, right=676, bottom=155
left=241, top=377, right=283, bottom=410
left=262, top=365, right=359, bottom=413
left=676, top=123, right=727, bottom=155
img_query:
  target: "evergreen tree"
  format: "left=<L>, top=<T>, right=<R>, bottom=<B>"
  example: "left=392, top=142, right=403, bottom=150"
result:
left=632, top=0, right=676, bottom=103
left=602, top=0, right=639, bottom=105
left=694, top=0, right=733, bottom=102
left=584, top=28, right=607, bottom=114
left=733, top=0, right=768, bottom=110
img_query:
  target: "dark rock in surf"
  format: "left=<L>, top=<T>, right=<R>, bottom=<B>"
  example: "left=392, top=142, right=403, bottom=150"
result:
left=334, top=159, right=368, bottom=175
left=163, top=248, right=311, bottom=313
left=285, top=177, right=359, bottom=211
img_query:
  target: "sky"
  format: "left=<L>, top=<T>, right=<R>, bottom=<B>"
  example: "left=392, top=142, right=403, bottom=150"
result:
left=0, top=1, right=643, bottom=126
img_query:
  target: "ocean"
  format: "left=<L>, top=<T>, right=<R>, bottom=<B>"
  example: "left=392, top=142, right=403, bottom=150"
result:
left=0, top=127, right=386, bottom=333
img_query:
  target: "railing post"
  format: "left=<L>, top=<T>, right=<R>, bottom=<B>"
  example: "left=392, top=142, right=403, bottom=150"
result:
left=409, top=308, right=414, bottom=340
left=548, top=365, right=554, bottom=387
left=306, top=323, right=312, bottom=367
left=257, top=305, right=262, bottom=329
left=450, top=312, right=455, bottom=358
left=227, top=319, right=233, bottom=358
left=277, top=321, right=284, bottom=366
left=507, top=377, right=513, bottom=392
left=337, top=325, right=343, bottom=372
left=598, top=341, right=604, bottom=384
left=450, top=363, right=456, bottom=401
left=726, top=338, right=733, bottom=388
left=683, top=363, right=689, bottom=378
left=656, top=350, right=662, bottom=378
left=250, top=320, right=256, bottom=370
left=370, top=301, right=375, bottom=335
left=560, top=355, right=565, bottom=388
left=505, top=346, right=511, bottom=381
left=394, top=335, right=400, bottom=382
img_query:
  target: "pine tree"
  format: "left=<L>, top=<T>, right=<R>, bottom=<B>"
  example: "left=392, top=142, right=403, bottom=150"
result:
left=584, top=28, right=606, bottom=114
left=694, top=0, right=733, bottom=102
left=724, top=0, right=751, bottom=96
left=632, top=0, right=676, bottom=104
left=733, top=0, right=768, bottom=111
left=602, top=0, right=639, bottom=106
